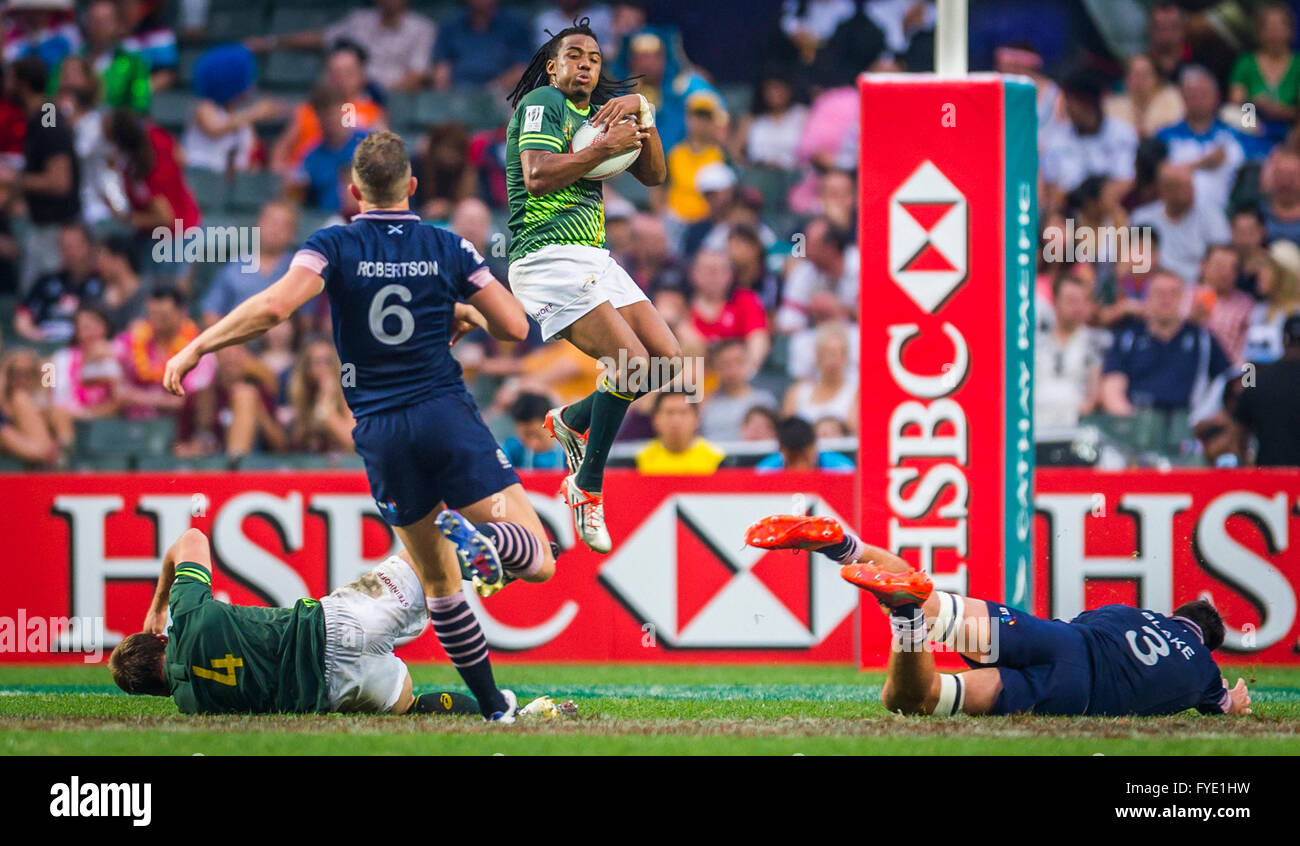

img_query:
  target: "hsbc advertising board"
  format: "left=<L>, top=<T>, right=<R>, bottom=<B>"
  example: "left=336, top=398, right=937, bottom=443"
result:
left=858, top=74, right=1038, bottom=629
left=0, top=469, right=1297, bottom=665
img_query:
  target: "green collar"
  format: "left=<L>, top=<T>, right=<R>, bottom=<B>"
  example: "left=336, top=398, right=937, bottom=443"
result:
left=565, top=98, right=592, bottom=117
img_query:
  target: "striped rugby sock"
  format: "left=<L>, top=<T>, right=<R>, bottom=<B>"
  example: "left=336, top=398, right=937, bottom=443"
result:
left=426, top=590, right=506, bottom=717
left=817, top=531, right=865, bottom=566
left=477, top=521, right=545, bottom=579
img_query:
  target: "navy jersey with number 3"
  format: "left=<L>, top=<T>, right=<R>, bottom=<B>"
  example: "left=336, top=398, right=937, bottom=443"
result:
left=1071, top=605, right=1228, bottom=716
left=293, top=210, right=492, bottom=417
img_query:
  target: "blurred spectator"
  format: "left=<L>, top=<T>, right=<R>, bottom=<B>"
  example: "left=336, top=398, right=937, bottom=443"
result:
left=1100, top=270, right=1232, bottom=416
left=681, top=163, right=776, bottom=257
left=200, top=201, right=298, bottom=326
left=432, top=0, right=532, bottom=91
left=467, top=123, right=508, bottom=208
left=1041, top=72, right=1137, bottom=215
left=1231, top=206, right=1268, bottom=297
left=55, top=54, right=124, bottom=224
left=119, top=0, right=177, bottom=91
left=740, top=404, right=779, bottom=441
left=728, top=224, right=781, bottom=311
left=664, top=97, right=726, bottom=225
left=620, top=25, right=723, bottom=153
left=49, top=303, right=122, bottom=419
left=2, top=0, right=80, bottom=68
left=623, top=213, right=686, bottom=293
left=95, top=232, right=147, bottom=331
left=271, top=44, right=385, bottom=174
left=414, top=122, right=477, bottom=222
left=1228, top=2, right=1299, bottom=146
left=776, top=217, right=858, bottom=334
left=687, top=249, right=770, bottom=374
left=4, top=345, right=72, bottom=452
left=114, top=287, right=214, bottom=420
left=178, top=344, right=286, bottom=458
left=104, top=107, right=201, bottom=261
left=782, top=321, right=857, bottom=433
left=789, top=85, right=858, bottom=213
left=755, top=414, right=853, bottom=472
left=1195, top=244, right=1252, bottom=366
left=1156, top=66, right=1243, bottom=212
left=53, top=0, right=149, bottom=112
left=699, top=338, right=776, bottom=442
left=733, top=72, right=807, bottom=170
left=257, top=320, right=298, bottom=395
left=997, top=42, right=1067, bottom=147
left=1261, top=150, right=1300, bottom=243
left=635, top=391, right=724, bottom=474
left=290, top=86, right=366, bottom=213
left=604, top=195, right=635, bottom=258
left=1243, top=239, right=1300, bottom=363
left=182, top=44, right=284, bottom=173
left=1035, top=275, right=1104, bottom=428
left=13, top=222, right=102, bottom=343
left=1232, top=314, right=1300, bottom=465
left=1147, top=1, right=1189, bottom=82
left=817, top=168, right=856, bottom=235
left=0, top=348, right=59, bottom=467
left=247, top=0, right=436, bottom=94
left=3, top=56, right=81, bottom=295
left=287, top=339, right=354, bottom=453
left=1131, top=161, right=1229, bottom=285
left=1104, top=53, right=1184, bottom=140
left=502, top=391, right=566, bottom=470
left=534, top=2, right=613, bottom=51
left=449, top=197, right=505, bottom=280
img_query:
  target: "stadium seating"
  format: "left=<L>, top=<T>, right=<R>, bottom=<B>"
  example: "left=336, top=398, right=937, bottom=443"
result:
left=74, top=418, right=177, bottom=461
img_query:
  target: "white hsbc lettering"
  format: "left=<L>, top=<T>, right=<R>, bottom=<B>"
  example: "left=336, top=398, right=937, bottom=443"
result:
left=51, top=491, right=576, bottom=650
left=884, top=322, right=971, bottom=594
left=1038, top=491, right=1298, bottom=652
left=355, top=260, right=437, bottom=278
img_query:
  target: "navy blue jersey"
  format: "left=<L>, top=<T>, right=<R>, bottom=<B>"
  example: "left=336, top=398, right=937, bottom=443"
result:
left=293, top=210, right=494, bottom=418
left=1071, top=605, right=1227, bottom=716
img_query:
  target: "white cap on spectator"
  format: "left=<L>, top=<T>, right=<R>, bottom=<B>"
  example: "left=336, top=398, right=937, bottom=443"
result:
left=1269, top=239, right=1300, bottom=280
left=605, top=192, right=636, bottom=221
left=695, top=162, right=737, bottom=194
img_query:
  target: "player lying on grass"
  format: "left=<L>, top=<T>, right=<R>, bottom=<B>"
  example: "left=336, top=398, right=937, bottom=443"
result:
left=746, top=515, right=1253, bottom=717
left=162, top=131, right=558, bottom=722
left=108, top=528, right=569, bottom=718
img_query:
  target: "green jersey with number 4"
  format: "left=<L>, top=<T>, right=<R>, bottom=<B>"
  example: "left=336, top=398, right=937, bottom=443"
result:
left=506, top=85, right=606, bottom=264
left=163, top=564, right=329, bottom=714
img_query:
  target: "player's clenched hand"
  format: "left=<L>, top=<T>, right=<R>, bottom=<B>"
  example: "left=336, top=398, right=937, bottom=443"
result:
left=450, top=302, right=488, bottom=347
left=1225, top=677, right=1252, bottom=715
left=162, top=346, right=200, bottom=397
left=591, top=94, right=642, bottom=129
left=597, top=119, right=647, bottom=155
left=142, top=609, right=167, bottom=636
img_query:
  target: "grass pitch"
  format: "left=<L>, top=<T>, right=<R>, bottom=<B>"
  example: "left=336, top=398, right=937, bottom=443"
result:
left=2, top=664, right=1299, bottom=755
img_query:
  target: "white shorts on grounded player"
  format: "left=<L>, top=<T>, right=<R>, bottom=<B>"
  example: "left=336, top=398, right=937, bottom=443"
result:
left=508, top=243, right=649, bottom=341
left=320, top=555, right=428, bottom=713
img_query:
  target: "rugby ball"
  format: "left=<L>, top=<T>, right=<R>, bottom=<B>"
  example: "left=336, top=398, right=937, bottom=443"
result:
left=570, top=117, right=641, bottom=181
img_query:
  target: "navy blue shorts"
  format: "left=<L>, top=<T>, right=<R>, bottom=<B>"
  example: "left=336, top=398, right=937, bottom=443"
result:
left=352, top=391, right=520, bottom=527
left=965, top=601, right=1093, bottom=716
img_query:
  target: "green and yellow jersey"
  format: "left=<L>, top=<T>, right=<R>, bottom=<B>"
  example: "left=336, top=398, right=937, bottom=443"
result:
left=506, top=85, right=606, bottom=264
left=163, top=564, right=329, bottom=714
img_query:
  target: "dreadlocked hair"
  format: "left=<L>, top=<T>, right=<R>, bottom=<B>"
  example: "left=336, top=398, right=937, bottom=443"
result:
left=508, top=17, right=638, bottom=109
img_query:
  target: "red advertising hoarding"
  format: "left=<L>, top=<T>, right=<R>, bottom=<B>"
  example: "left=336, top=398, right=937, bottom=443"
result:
left=1, top=469, right=1298, bottom=665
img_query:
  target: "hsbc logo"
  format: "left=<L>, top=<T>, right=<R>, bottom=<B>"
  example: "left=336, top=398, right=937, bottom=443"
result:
left=888, top=160, right=968, bottom=313
left=598, top=494, right=859, bottom=648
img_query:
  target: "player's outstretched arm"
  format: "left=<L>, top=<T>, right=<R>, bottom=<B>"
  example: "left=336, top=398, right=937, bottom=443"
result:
left=520, top=120, right=646, bottom=196
left=162, top=266, right=324, bottom=396
left=143, top=528, right=213, bottom=635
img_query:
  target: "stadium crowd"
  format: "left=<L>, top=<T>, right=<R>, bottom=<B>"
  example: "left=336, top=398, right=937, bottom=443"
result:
left=1, top=0, right=1299, bottom=472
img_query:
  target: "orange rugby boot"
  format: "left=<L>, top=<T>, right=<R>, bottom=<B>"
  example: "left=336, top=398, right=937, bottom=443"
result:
left=840, top=563, right=933, bottom=607
left=744, top=514, right=845, bottom=551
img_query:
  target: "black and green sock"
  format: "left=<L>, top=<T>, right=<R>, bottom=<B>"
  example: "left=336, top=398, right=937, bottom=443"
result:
left=560, top=392, right=597, bottom=433
left=573, top=378, right=637, bottom=492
